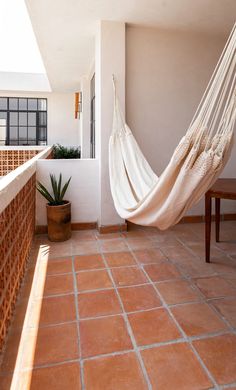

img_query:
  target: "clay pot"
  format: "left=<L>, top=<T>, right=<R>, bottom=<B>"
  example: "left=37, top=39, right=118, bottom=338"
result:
left=46, top=201, right=71, bottom=242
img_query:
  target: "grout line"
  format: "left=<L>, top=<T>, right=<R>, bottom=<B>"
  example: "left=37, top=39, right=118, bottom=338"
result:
left=128, top=242, right=221, bottom=389
left=16, top=311, right=235, bottom=340
left=97, top=240, right=153, bottom=390
left=71, top=254, right=85, bottom=390
left=220, top=382, right=236, bottom=389
left=1, top=329, right=234, bottom=377
left=2, top=226, right=236, bottom=388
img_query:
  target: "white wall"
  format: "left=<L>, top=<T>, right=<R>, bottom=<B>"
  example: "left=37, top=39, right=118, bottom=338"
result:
left=0, top=91, right=80, bottom=147
left=95, top=21, right=126, bottom=227
left=126, top=26, right=236, bottom=215
left=0, top=72, right=51, bottom=92
left=36, top=159, right=99, bottom=225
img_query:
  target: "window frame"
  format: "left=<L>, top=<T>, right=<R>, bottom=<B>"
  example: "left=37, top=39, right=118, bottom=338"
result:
left=0, top=97, right=47, bottom=146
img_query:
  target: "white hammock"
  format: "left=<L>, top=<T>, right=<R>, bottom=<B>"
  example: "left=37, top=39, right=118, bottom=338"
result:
left=109, top=24, right=236, bottom=230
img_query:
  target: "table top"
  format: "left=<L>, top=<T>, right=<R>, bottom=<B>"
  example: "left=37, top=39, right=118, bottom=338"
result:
left=207, top=178, right=236, bottom=199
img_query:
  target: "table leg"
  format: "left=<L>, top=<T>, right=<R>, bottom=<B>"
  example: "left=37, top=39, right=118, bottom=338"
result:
left=205, top=194, right=212, bottom=263
left=215, top=198, right=220, bottom=242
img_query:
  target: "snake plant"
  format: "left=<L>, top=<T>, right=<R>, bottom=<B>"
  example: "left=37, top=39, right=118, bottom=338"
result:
left=37, top=173, right=71, bottom=205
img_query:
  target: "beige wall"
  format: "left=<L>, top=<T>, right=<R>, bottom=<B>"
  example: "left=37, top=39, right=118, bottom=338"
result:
left=126, top=26, right=236, bottom=215
left=0, top=91, right=80, bottom=147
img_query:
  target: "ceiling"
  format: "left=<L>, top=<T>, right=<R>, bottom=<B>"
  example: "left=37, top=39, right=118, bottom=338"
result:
left=25, top=0, right=236, bottom=92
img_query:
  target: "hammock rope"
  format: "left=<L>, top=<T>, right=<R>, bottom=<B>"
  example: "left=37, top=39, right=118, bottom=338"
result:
left=109, top=24, right=236, bottom=230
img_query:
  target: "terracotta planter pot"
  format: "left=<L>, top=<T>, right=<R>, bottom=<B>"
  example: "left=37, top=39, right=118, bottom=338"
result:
left=46, top=201, right=71, bottom=242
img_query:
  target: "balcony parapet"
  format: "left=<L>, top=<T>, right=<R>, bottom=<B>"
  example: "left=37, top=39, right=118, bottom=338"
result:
left=0, top=146, right=52, bottom=351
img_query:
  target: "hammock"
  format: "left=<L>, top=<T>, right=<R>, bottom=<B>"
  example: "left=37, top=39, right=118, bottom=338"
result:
left=109, top=24, right=236, bottom=230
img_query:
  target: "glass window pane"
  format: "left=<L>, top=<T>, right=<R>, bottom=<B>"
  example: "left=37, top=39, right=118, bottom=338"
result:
left=0, top=111, right=7, bottom=119
left=0, top=98, right=7, bottom=110
left=0, top=112, right=7, bottom=127
left=19, top=98, right=27, bottom=110
left=38, top=99, right=47, bottom=111
left=38, top=127, right=46, bottom=141
left=28, top=127, right=36, bottom=141
left=19, top=112, right=27, bottom=126
left=39, top=112, right=46, bottom=126
left=28, top=112, right=36, bottom=126
left=9, top=127, right=18, bottom=140
left=0, top=126, right=6, bottom=143
left=19, top=127, right=27, bottom=141
left=9, top=98, right=18, bottom=110
left=9, top=140, right=18, bottom=145
left=10, top=112, right=18, bottom=125
left=28, top=99, right=37, bottom=110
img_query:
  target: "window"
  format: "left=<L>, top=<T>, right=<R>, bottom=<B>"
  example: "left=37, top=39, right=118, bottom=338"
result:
left=0, top=97, right=47, bottom=146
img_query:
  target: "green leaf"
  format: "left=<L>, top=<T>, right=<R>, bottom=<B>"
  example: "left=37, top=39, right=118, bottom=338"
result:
left=60, top=176, right=71, bottom=201
left=37, top=173, right=71, bottom=205
left=37, top=182, right=55, bottom=204
left=50, top=174, right=59, bottom=202
left=57, top=173, right=62, bottom=200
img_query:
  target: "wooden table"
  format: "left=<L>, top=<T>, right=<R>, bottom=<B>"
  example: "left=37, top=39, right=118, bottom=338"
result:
left=205, top=178, right=236, bottom=263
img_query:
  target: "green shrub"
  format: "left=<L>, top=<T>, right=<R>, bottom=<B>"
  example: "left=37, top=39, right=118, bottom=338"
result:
left=52, top=144, right=81, bottom=159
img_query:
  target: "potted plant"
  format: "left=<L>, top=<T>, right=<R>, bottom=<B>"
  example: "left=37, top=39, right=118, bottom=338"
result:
left=37, top=173, right=72, bottom=242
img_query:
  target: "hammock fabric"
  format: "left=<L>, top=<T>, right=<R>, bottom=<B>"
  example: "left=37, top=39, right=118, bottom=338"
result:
left=109, top=24, right=236, bottom=230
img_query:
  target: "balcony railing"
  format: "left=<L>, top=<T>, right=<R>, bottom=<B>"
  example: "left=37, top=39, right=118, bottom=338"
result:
left=0, top=147, right=52, bottom=350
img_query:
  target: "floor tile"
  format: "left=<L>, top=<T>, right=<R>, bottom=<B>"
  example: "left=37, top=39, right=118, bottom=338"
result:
left=208, top=255, right=236, bottom=275
left=211, top=298, right=236, bottom=328
left=76, top=269, right=113, bottom=292
left=0, top=330, right=23, bottom=372
left=141, top=343, right=212, bottom=389
left=122, top=230, right=148, bottom=238
left=2, top=222, right=236, bottom=389
left=29, top=295, right=76, bottom=327
left=84, top=352, right=147, bottom=390
left=19, top=362, right=81, bottom=390
left=22, top=323, right=79, bottom=368
left=129, top=308, right=181, bottom=346
left=45, top=257, right=73, bottom=275
left=156, top=280, right=200, bottom=304
left=80, top=315, right=132, bottom=357
left=118, top=285, right=161, bottom=312
left=72, top=240, right=99, bottom=255
left=171, top=302, right=227, bottom=336
left=38, top=274, right=74, bottom=297
left=178, top=259, right=217, bottom=278
left=0, top=375, right=13, bottom=390
left=133, top=248, right=167, bottom=265
left=72, top=230, right=96, bottom=241
left=125, top=237, right=156, bottom=250
left=47, top=243, right=72, bottom=258
left=193, top=334, right=236, bottom=385
left=194, top=276, right=236, bottom=298
left=74, top=254, right=105, bottom=271
left=111, top=266, right=148, bottom=287
left=188, top=243, right=224, bottom=259
left=11, top=298, right=31, bottom=330
left=96, top=232, right=123, bottom=240
left=104, top=251, right=136, bottom=267
left=160, top=245, right=192, bottom=261
left=78, top=289, right=122, bottom=318
left=144, top=263, right=181, bottom=282
left=100, top=239, right=129, bottom=252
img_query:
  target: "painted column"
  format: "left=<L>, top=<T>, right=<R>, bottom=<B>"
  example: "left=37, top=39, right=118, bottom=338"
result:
left=81, top=76, right=91, bottom=158
left=95, top=21, right=126, bottom=228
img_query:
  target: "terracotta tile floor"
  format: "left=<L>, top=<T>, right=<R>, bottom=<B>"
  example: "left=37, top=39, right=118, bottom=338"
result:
left=1, top=221, right=236, bottom=389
